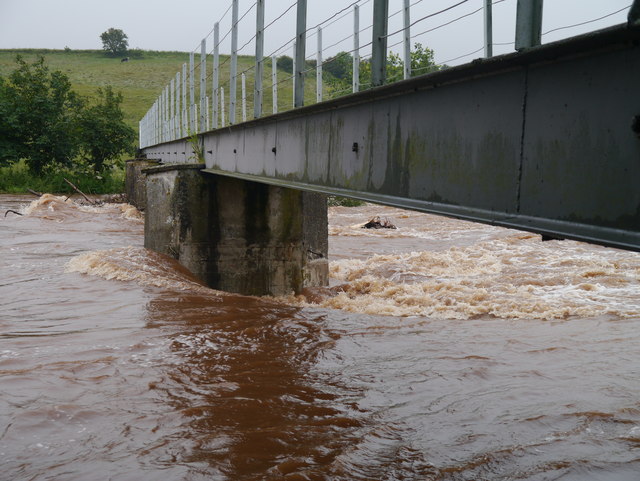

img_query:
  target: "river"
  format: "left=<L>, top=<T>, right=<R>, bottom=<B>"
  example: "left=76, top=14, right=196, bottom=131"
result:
left=1, top=194, right=639, bottom=480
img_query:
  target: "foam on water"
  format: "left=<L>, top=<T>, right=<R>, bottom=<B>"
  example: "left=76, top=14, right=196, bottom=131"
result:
left=21, top=193, right=143, bottom=221
left=65, top=247, right=214, bottom=294
left=296, top=232, right=640, bottom=320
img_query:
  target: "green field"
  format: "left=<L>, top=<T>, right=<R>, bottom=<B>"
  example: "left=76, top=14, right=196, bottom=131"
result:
left=0, top=48, right=319, bottom=134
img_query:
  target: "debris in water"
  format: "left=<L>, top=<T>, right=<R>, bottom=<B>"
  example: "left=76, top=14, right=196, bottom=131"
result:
left=362, top=216, right=397, bottom=229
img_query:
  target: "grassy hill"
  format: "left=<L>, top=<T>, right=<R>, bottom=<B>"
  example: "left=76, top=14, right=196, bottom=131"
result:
left=0, top=49, right=319, bottom=135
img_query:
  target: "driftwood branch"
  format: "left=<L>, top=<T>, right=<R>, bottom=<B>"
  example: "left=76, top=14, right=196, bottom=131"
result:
left=4, top=209, right=23, bottom=217
left=27, top=189, right=42, bottom=197
left=362, top=216, right=397, bottom=229
left=63, top=178, right=96, bottom=205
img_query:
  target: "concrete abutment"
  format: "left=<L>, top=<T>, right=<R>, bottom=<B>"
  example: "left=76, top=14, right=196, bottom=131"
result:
left=139, top=163, right=328, bottom=296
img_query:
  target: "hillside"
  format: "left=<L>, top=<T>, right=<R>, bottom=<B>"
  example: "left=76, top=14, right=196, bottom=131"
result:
left=0, top=49, right=319, bottom=137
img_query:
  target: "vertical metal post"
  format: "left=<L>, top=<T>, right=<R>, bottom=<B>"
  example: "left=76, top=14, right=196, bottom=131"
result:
left=272, top=56, right=278, bottom=114
left=205, top=96, right=210, bottom=130
left=182, top=63, right=187, bottom=136
left=353, top=4, right=360, bottom=93
left=292, top=42, right=297, bottom=108
left=189, top=52, right=195, bottom=132
left=316, top=27, right=322, bottom=103
left=170, top=78, right=175, bottom=140
left=241, top=73, right=247, bottom=122
left=166, top=86, right=170, bottom=139
left=213, top=23, right=220, bottom=129
left=403, top=0, right=411, bottom=79
left=175, top=71, right=181, bottom=138
left=630, top=0, right=640, bottom=25
left=294, top=0, right=307, bottom=108
left=230, top=0, right=239, bottom=124
left=162, top=88, right=167, bottom=141
left=515, top=0, right=543, bottom=50
left=484, top=0, right=493, bottom=57
left=221, top=87, right=226, bottom=127
left=155, top=100, right=159, bottom=144
left=254, top=0, right=265, bottom=119
left=200, top=39, right=207, bottom=133
left=372, top=0, right=389, bottom=87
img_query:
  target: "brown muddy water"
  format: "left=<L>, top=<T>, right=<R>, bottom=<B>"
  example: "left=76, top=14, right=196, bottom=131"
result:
left=1, top=194, right=639, bottom=481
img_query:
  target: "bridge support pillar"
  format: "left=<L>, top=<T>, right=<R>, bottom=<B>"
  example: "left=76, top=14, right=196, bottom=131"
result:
left=142, top=163, right=328, bottom=296
left=125, top=158, right=160, bottom=210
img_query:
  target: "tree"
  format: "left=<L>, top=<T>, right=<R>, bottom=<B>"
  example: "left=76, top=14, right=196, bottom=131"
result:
left=277, top=55, right=293, bottom=74
left=100, top=28, right=129, bottom=56
left=323, top=52, right=353, bottom=81
left=387, top=43, right=439, bottom=80
left=0, top=56, right=83, bottom=174
left=78, top=86, right=136, bottom=171
left=323, top=43, right=441, bottom=99
left=0, top=56, right=135, bottom=174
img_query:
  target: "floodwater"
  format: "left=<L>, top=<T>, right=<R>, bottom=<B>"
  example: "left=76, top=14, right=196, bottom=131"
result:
left=1, top=193, right=639, bottom=480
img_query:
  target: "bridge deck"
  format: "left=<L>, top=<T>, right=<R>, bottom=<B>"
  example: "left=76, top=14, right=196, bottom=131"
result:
left=142, top=24, right=640, bottom=252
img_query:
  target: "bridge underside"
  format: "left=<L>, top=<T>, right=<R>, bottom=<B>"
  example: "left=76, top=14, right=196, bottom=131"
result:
left=142, top=25, right=640, bottom=252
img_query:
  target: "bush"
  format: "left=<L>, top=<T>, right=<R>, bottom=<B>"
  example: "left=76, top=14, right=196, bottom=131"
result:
left=0, top=159, right=125, bottom=194
left=0, top=55, right=136, bottom=176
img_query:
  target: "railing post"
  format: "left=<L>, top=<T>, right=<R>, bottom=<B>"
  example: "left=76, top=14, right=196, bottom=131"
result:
left=484, top=0, right=493, bottom=57
left=515, top=0, right=543, bottom=50
left=170, top=77, right=175, bottom=140
left=295, top=0, right=307, bottom=108
left=213, top=23, right=220, bottom=129
left=372, top=0, right=389, bottom=87
left=292, top=41, right=297, bottom=108
left=272, top=56, right=278, bottom=114
left=254, top=0, right=265, bottom=119
left=230, top=0, right=239, bottom=124
left=200, top=39, right=207, bottom=133
left=206, top=96, right=210, bottom=130
left=316, top=27, right=323, bottom=103
left=242, top=73, right=247, bottom=122
left=182, top=63, right=187, bottom=136
left=353, top=5, right=360, bottom=93
left=403, top=0, right=411, bottom=80
left=629, top=0, right=640, bottom=25
left=175, top=71, right=181, bottom=138
left=189, top=52, right=195, bottom=132
left=221, top=87, right=226, bottom=127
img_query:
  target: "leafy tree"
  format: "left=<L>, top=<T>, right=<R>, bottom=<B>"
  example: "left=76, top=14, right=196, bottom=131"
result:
left=0, top=56, right=83, bottom=174
left=0, top=56, right=135, bottom=175
left=277, top=55, right=293, bottom=74
left=78, top=86, right=136, bottom=171
left=323, top=52, right=353, bottom=81
left=100, top=28, right=129, bottom=56
left=323, top=43, right=441, bottom=98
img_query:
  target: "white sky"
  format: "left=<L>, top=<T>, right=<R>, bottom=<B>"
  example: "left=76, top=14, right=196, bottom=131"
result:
left=0, top=0, right=633, bottom=66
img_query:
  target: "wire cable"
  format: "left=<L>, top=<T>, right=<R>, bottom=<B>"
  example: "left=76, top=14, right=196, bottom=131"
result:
left=382, top=0, right=470, bottom=39
left=439, top=45, right=484, bottom=65
left=542, top=5, right=631, bottom=36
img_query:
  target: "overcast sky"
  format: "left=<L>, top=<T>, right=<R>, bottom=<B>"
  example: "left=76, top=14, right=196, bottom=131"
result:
left=0, top=0, right=632, bottom=66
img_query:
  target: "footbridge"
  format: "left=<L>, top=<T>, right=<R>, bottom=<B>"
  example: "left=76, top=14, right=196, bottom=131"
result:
left=135, top=0, right=640, bottom=296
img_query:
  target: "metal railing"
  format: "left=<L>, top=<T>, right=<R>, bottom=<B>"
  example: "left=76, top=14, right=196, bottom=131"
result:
left=139, top=0, right=636, bottom=149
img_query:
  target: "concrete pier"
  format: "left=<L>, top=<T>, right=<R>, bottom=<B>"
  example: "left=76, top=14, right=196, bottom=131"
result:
left=124, top=158, right=160, bottom=210
left=142, top=163, right=328, bottom=296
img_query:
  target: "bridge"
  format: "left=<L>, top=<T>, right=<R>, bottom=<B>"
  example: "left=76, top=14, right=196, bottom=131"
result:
left=133, top=0, right=640, bottom=296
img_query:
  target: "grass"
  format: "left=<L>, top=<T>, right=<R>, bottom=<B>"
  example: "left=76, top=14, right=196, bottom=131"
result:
left=0, top=48, right=322, bottom=132
left=0, top=159, right=125, bottom=195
